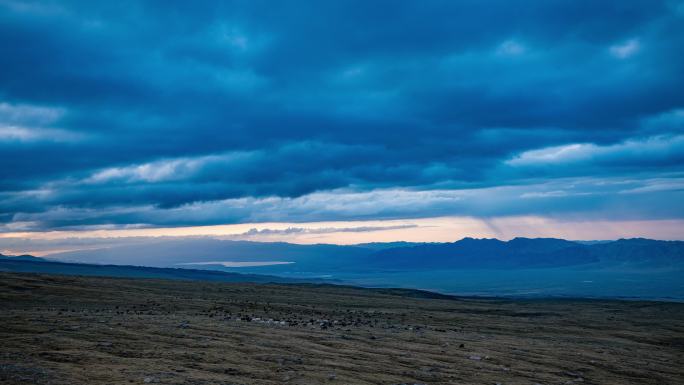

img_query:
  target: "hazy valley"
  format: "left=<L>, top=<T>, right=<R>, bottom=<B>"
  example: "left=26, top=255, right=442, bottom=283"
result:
left=26, top=237, right=683, bottom=301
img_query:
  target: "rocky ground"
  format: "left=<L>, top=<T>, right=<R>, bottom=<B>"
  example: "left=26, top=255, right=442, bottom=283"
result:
left=1, top=272, right=683, bottom=385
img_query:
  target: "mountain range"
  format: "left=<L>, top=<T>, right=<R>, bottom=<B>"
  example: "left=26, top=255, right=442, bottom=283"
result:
left=42, top=237, right=684, bottom=272
left=3, top=238, right=683, bottom=300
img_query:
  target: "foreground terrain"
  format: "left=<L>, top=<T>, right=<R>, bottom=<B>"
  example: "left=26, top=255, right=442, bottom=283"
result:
left=1, top=273, right=683, bottom=384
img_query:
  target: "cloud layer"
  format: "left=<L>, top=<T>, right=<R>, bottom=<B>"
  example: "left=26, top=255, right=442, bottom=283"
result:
left=0, top=1, right=683, bottom=232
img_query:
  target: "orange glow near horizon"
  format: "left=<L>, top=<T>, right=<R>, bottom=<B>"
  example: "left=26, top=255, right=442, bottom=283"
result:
left=2, top=216, right=684, bottom=256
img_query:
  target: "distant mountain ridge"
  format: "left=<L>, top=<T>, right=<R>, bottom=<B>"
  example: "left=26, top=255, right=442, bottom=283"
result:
left=44, top=237, right=684, bottom=272
left=586, top=238, right=684, bottom=267
left=5, top=238, right=684, bottom=300
left=368, top=237, right=597, bottom=269
left=368, top=237, right=684, bottom=270
left=0, top=253, right=46, bottom=262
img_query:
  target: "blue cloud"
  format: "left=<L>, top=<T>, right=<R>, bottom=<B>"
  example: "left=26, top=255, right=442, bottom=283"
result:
left=0, top=0, right=683, bottom=230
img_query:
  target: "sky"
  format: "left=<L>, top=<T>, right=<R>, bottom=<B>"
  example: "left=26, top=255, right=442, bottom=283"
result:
left=1, top=0, right=684, bottom=253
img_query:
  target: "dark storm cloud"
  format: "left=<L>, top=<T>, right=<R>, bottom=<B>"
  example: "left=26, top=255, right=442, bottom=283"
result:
left=1, top=0, right=683, bottom=230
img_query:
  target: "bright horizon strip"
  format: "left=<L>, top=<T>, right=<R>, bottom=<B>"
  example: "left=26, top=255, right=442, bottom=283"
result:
left=2, top=216, right=684, bottom=256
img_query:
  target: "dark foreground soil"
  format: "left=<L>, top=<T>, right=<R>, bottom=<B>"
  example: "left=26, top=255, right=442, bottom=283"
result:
left=1, top=272, right=683, bottom=384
